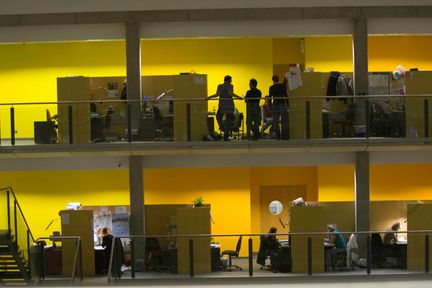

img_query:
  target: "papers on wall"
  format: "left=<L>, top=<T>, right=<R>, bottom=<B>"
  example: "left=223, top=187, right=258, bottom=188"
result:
left=61, top=214, right=69, bottom=225
left=112, top=213, right=129, bottom=237
left=368, top=73, right=389, bottom=96
left=112, top=213, right=130, bottom=246
left=285, top=66, right=303, bottom=91
left=93, top=211, right=112, bottom=235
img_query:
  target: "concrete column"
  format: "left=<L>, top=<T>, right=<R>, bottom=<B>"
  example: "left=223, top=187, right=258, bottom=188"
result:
left=129, top=156, right=145, bottom=258
left=125, top=22, right=142, bottom=131
left=352, top=17, right=369, bottom=126
left=355, top=151, right=370, bottom=258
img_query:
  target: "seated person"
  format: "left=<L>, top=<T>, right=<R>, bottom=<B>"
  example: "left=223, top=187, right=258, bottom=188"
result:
left=383, top=222, right=401, bottom=245
left=257, top=227, right=281, bottom=267
left=326, top=225, right=347, bottom=270
left=101, top=228, right=114, bottom=270
left=261, top=96, right=273, bottom=137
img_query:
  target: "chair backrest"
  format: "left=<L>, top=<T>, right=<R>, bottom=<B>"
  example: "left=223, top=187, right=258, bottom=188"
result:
left=145, top=237, right=161, bottom=252
left=235, top=236, right=242, bottom=257
left=371, top=233, right=383, bottom=250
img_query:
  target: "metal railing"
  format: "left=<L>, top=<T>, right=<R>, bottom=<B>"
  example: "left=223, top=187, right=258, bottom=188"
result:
left=0, top=186, right=35, bottom=275
left=107, top=229, right=432, bottom=282
left=34, top=236, right=82, bottom=285
left=1, top=93, right=431, bottom=146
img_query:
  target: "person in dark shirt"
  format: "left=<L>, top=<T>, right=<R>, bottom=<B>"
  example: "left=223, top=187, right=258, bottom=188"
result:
left=101, top=228, right=114, bottom=270
left=269, top=75, right=289, bottom=139
left=208, top=75, right=243, bottom=141
left=245, top=78, right=262, bottom=140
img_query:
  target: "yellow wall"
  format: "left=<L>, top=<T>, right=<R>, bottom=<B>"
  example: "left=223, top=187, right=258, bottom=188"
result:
left=318, top=165, right=355, bottom=202
left=0, top=170, right=129, bottom=242
left=141, top=38, right=274, bottom=116
left=0, top=41, right=126, bottom=139
left=144, top=167, right=250, bottom=254
left=249, top=166, right=319, bottom=235
left=371, top=164, right=432, bottom=201
left=272, top=38, right=305, bottom=66
left=369, top=36, right=432, bottom=72
left=304, top=36, right=353, bottom=72
left=4, top=164, right=432, bottom=256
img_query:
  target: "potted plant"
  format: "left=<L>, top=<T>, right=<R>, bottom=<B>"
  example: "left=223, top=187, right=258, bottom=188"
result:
left=192, top=195, right=205, bottom=207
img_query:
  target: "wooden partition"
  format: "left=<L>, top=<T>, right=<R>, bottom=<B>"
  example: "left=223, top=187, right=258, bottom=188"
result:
left=58, top=74, right=208, bottom=143
left=290, top=206, right=325, bottom=273
left=176, top=207, right=211, bottom=275
left=59, top=210, right=95, bottom=277
left=321, top=202, right=355, bottom=237
left=407, top=204, right=432, bottom=271
left=405, top=71, right=432, bottom=138
left=57, top=77, right=91, bottom=144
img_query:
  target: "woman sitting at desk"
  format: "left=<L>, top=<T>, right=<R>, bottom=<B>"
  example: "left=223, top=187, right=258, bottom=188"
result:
left=257, top=227, right=281, bottom=266
left=326, top=225, right=347, bottom=270
left=383, top=222, right=401, bottom=245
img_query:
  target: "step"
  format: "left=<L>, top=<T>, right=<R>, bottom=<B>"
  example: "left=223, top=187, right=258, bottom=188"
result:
left=0, top=272, right=24, bottom=279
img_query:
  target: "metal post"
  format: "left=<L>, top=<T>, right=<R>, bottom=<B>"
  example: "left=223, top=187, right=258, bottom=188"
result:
left=6, top=190, right=10, bottom=238
left=40, top=242, right=45, bottom=280
left=425, top=234, right=430, bottom=273
left=79, top=240, right=83, bottom=281
left=68, top=105, right=73, bottom=144
left=306, top=101, right=311, bottom=139
left=248, top=238, right=253, bottom=277
left=131, top=239, right=135, bottom=279
left=10, top=107, right=15, bottom=145
left=27, top=230, right=31, bottom=275
left=307, top=237, right=312, bottom=275
left=127, top=104, right=132, bottom=143
left=189, top=239, right=194, bottom=277
left=365, top=99, right=370, bottom=139
left=424, top=99, right=429, bottom=138
left=13, top=200, right=17, bottom=247
left=186, top=103, right=192, bottom=142
left=366, top=235, right=371, bottom=275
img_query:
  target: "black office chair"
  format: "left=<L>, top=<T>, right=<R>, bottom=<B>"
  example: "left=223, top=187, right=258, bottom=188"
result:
left=144, top=237, right=170, bottom=272
left=221, top=236, right=242, bottom=271
left=371, top=233, right=385, bottom=267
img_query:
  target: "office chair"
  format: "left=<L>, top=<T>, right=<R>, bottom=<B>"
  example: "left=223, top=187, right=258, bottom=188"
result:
left=221, top=236, right=242, bottom=271
left=371, top=233, right=385, bottom=267
left=145, top=237, right=170, bottom=272
left=256, top=235, right=270, bottom=269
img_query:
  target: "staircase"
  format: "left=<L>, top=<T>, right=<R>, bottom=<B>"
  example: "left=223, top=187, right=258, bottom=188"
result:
left=0, top=187, right=34, bottom=285
left=0, top=231, right=31, bottom=284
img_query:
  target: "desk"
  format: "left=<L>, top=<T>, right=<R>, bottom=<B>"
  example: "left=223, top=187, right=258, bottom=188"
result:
left=383, top=244, right=407, bottom=269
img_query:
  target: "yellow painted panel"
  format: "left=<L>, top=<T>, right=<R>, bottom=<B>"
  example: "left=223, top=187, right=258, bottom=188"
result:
left=304, top=36, right=353, bottom=72
left=272, top=38, right=305, bottom=66
left=318, top=165, right=355, bottom=202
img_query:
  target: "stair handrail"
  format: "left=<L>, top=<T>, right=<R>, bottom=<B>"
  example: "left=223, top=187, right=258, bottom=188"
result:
left=0, top=186, right=35, bottom=242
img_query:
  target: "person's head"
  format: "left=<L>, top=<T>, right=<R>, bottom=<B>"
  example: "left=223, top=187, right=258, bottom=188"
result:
left=269, top=227, right=277, bottom=234
left=327, top=225, right=335, bottom=232
left=272, top=75, right=279, bottom=83
left=249, top=78, right=258, bottom=89
left=224, top=75, right=232, bottom=84
left=102, top=228, right=108, bottom=235
left=392, top=222, right=401, bottom=231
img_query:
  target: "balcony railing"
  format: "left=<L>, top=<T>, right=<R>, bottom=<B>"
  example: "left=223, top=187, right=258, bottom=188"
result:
left=0, top=94, right=430, bottom=147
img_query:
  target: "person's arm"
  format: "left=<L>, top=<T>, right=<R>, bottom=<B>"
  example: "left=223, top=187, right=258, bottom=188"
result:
left=228, top=85, right=243, bottom=100
left=207, top=87, right=220, bottom=99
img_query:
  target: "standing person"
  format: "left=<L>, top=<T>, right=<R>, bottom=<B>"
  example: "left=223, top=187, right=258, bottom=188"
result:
left=208, top=75, right=243, bottom=141
left=269, top=75, right=289, bottom=139
left=245, top=78, right=262, bottom=140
